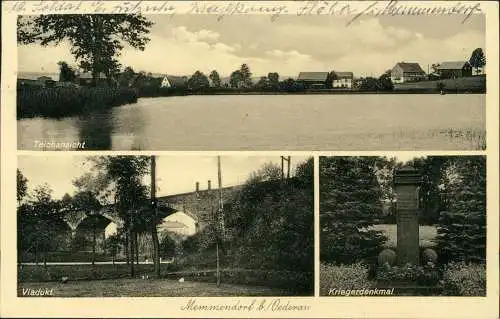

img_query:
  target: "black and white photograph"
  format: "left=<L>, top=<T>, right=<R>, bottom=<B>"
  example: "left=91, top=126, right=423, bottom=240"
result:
left=16, top=13, right=486, bottom=151
left=319, top=155, right=486, bottom=296
left=16, top=155, right=314, bottom=297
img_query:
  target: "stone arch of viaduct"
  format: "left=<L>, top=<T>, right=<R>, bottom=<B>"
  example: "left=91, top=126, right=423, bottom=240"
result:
left=60, top=185, right=241, bottom=236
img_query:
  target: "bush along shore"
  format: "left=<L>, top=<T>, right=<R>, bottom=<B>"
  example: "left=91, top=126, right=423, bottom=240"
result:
left=17, top=85, right=138, bottom=119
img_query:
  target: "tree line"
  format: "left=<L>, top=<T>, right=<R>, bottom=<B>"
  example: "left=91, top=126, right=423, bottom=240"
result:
left=17, top=156, right=164, bottom=278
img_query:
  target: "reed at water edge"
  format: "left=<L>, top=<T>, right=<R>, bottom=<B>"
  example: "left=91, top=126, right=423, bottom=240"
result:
left=17, top=85, right=138, bottom=119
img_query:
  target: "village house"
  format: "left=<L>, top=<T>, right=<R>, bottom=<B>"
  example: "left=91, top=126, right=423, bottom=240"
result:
left=17, top=74, right=58, bottom=88
left=390, top=62, right=426, bottom=83
left=159, top=75, right=188, bottom=89
left=332, top=72, right=354, bottom=89
left=436, top=61, right=472, bottom=79
left=77, top=72, right=108, bottom=86
left=297, top=72, right=330, bottom=89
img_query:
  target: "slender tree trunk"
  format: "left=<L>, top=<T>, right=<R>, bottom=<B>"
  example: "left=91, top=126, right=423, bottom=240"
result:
left=125, top=230, right=129, bottom=265
left=129, top=212, right=135, bottom=277
left=151, top=156, right=161, bottom=277
left=43, top=241, right=47, bottom=269
left=92, top=221, right=96, bottom=266
left=135, top=232, right=139, bottom=265
left=34, top=238, right=39, bottom=266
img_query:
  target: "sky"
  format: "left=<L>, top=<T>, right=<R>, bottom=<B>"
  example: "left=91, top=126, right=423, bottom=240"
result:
left=18, top=14, right=485, bottom=78
left=17, top=155, right=310, bottom=200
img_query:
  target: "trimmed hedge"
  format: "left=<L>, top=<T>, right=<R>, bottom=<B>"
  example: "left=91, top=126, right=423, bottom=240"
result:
left=442, top=262, right=486, bottom=296
left=320, top=262, right=374, bottom=295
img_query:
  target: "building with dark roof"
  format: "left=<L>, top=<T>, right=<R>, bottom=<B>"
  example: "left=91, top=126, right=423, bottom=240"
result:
left=436, top=61, right=472, bottom=79
left=297, top=72, right=330, bottom=89
left=77, top=72, right=107, bottom=86
left=332, top=71, right=354, bottom=89
left=159, top=74, right=188, bottom=88
left=390, top=62, right=426, bottom=83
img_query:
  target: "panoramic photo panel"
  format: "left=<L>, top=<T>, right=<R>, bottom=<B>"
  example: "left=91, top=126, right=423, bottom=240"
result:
left=17, top=155, right=314, bottom=297
left=16, top=13, right=485, bottom=151
left=319, top=155, right=486, bottom=296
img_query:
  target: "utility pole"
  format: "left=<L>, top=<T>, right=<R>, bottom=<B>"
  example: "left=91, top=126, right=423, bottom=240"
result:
left=151, top=155, right=160, bottom=277
left=281, top=156, right=291, bottom=179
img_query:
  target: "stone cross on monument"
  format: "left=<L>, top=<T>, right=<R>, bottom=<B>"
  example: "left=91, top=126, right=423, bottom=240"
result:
left=394, top=166, right=421, bottom=266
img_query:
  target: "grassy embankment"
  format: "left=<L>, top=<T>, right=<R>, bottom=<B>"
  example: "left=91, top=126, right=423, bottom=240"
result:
left=393, top=75, right=486, bottom=93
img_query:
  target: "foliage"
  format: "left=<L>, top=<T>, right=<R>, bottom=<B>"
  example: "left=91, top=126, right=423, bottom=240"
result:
left=57, top=61, right=77, bottom=82
left=17, top=85, right=137, bottom=119
left=441, top=262, right=486, bottom=296
left=229, top=70, right=243, bottom=88
left=187, top=70, right=210, bottom=92
left=117, top=66, right=137, bottom=87
left=209, top=70, right=221, bottom=87
left=18, top=15, right=154, bottom=83
left=378, top=70, right=394, bottom=91
left=255, top=76, right=269, bottom=89
left=279, top=78, right=305, bottom=92
left=17, top=184, right=67, bottom=263
left=239, top=64, right=252, bottom=88
left=79, top=156, right=152, bottom=276
left=320, top=157, right=387, bottom=265
left=267, top=72, right=280, bottom=90
left=469, top=48, right=486, bottom=75
left=376, top=263, right=441, bottom=286
left=17, top=169, right=28, bottom=203
left=358, top=74, right=393, bottom=91
left=247, top=162, right=282, bottom=183
left=320, top=262, right=373, bottom=295
left=436, top=156, right=486, bottom=264
left=160, top=235, right=177, bottom=258
left=104, top=234, right=122, bottom=260
left=222, top=158, right=314, bottom=282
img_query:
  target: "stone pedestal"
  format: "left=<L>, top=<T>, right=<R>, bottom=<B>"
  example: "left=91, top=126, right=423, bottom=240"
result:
left=394, top=167, right=421, bottom=266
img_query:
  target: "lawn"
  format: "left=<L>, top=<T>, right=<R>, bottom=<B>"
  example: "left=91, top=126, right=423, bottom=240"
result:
left=369, top=224, right=438, bottom=248
left=18, top=277, right=291, bottom=297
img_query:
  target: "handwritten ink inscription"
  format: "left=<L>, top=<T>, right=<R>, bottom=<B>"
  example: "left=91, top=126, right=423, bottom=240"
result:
left=3, top=0, right=483, bottom=26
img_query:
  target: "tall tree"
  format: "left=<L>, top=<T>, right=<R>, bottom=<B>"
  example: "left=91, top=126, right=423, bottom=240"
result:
left=469, top=48, right=486, bottom=75
left=239, top=64, right=252, bottom=88
left=255, top=76, right=269, bottom=90
left=28, top=184, right=64, bottom=267
left=84, top=156, right=150, bottom=277
left=187, top=70, right=210, bottom=92
left=209, top=70, right=221, bottom=88
left=267, top=72, right=280, bottom=90
left=57, top=61, right=77, bottom=82
left=229, top=70, right=243, bottom=88
left=18, top=15, right=154, bottom=85
left=17, top=169, right=28, bottom=204
left=119, top=66, right=136, bottom=87
left=320, top=157, right=387, bottom=265
left=436, top=156, right=486, bottom=263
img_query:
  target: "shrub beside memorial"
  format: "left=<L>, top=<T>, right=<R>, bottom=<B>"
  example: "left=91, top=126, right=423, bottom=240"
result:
left=441, top=262, right=486, bottom=296
left=320, top=262, right=373, bottom=295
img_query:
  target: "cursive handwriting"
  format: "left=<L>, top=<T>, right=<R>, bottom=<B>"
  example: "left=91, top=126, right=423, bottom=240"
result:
left=3, top=0, right=483, bottom=26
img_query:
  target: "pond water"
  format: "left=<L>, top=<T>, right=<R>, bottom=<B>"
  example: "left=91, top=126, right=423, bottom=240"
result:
left=17, top=94, right=486, bottom=150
